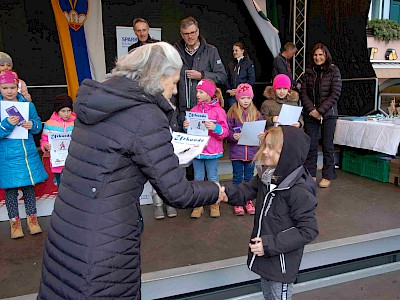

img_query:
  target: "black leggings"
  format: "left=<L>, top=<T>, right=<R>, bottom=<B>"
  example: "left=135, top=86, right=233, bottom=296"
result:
left=5, top=186, right=37, bottom=219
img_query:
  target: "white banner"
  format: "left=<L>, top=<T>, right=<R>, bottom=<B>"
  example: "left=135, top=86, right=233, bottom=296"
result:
left=116, top=26, right=162, bottom=59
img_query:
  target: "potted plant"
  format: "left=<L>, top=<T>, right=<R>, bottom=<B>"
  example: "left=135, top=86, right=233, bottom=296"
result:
left=367, top=19, right=400, bottom=42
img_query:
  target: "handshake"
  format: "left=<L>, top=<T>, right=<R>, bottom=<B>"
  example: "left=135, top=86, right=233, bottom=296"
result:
left=215, top=182, right=228, bottom=204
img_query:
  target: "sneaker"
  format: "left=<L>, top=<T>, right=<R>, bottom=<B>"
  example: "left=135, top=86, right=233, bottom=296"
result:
left=210, top=203, right=220, bottom=218
left=191, top=206, right=204, bottom=218
left=154, top=206, right=165, bottom=220
left=233, top=206, right=245, bottom=216
left=9, top=219, right=24, bottom=239
left=166, top=205, right=177, bottom=218
left=27, top=215, right=42, bottom=235
left=245, top=200, right=256, bottom=215
left=319, top=178, right=331, bottom=188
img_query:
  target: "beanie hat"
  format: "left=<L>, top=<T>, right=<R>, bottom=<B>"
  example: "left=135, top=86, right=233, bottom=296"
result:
left=0, top=70, right=18, bottom=85
left=235, top=83, right=254, bottom=100
left=54, top=93, right=73, bottom=113
left=273, top=74, right=291, bottom=91
left=0, top=52, right=13, bottom=68
left=196, top=79, right=216, bottom=97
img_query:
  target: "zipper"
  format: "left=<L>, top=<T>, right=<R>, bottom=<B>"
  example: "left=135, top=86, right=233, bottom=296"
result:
left=248, top=185, right=290, bottom=270
left=22, top=140, right=35, bottom=185
left=280, top=253, right=287, bottom=274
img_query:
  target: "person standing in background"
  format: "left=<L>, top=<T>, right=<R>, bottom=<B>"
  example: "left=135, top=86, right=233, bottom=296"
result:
left=226, top=42, right=256, bottom=109
left=128, top=18, right=159, bottom=52
left=271, top=42, right=300, bottom=90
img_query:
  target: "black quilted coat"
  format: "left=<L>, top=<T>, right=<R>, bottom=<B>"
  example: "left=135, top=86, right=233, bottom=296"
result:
left=38, top=76, right=219, bottom=299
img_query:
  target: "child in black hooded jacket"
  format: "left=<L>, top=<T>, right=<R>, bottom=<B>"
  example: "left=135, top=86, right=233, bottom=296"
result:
left=222, top=126, right=319, bottom=300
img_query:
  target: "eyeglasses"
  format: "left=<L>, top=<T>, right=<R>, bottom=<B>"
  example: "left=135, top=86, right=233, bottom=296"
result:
left=181, top=29, right=198, bottom=37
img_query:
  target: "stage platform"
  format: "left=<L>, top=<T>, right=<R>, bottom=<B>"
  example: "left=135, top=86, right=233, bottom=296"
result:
left=0, top=170, right=399, bottom=299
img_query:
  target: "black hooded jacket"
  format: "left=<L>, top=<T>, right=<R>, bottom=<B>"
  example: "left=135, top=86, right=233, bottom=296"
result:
left=225, top=126, right=319, bottom=283
left=38, top=76, right=219, bottom=299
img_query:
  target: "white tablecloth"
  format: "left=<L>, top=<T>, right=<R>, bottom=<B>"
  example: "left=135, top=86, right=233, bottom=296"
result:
left=334, top=119, right=400, bottom=155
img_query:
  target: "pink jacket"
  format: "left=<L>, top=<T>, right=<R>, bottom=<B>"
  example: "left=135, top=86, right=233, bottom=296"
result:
left=40, top=112, right=76, bottom=173
left=190, top=99, right=229, bottom=158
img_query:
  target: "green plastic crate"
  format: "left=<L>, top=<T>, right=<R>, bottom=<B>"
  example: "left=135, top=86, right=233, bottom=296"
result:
left=361, top=154, right=391, bottom=183
left=341, top=150, right=364, bottom=175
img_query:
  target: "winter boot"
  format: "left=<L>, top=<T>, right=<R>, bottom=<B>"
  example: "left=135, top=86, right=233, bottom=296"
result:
left=210, top=203, right=220, bottom=218
left=191, top=206, right=204, bottom=218
left=245, top=200, right=256, bottom=215
left=27, top=215, right=42, bottom=235
left=152, top=193, right=165, bottom=220
left=319, top=178, right=331, bottom=188
left=233, top=206, right=245, bottom=216
left=166, top=205, right=177, bottom=218
left=9, top=219, right=24, bottom=239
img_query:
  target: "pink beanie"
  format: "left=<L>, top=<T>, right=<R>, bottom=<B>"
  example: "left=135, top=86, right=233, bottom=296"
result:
left=235, top=83, right=254, bottom=100
left=0, top=70, right=18, bottom=85
left=196, top=79, right=216, bottom=97
left=273, top=74, right=291, bottom=91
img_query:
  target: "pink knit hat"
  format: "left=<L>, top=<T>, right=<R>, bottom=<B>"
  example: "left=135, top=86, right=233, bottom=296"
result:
left=0, top=70, right=18, bottom=85
left=273, top=74, right=291, bottom=91
left=235, top=83, right=254, bottom=100
left=196, top=79, right=216, bottom=97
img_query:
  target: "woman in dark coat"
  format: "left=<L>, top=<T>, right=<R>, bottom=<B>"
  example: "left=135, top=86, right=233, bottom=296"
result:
left=301, top=43, right=342, bottom=188
left=226, top=42, right=256, bottom=108
left=38, top=42, right=223, bottom=299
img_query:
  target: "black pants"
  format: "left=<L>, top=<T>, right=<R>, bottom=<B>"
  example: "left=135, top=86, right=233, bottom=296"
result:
left=304, top=116, right=337, bottom=180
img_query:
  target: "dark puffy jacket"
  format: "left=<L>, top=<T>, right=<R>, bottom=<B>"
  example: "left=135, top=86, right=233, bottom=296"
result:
left=225, top=126, right=319, bottom=283
left=174, top=36, right=227, bottom=121
left=227, top=111, right=263, bottom=160
left=301, top=64, right=342, bottom=119
left=226, top=56, right=256, bottom=90
left=38, top=76, right=219, bottom=299
left=272, top=54, right=297, bottom=87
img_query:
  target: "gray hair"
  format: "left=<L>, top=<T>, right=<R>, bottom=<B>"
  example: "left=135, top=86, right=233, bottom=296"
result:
left=180, top=16, right=198, bottom=31
left=111, top=42, right=183, bottom=95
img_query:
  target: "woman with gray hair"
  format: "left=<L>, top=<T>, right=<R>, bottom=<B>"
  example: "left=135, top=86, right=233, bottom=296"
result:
left=38, top=42, right=224, bottom=299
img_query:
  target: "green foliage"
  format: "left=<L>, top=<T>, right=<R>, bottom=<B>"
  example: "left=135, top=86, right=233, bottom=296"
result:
left=368, top=19, right=400, bottom=42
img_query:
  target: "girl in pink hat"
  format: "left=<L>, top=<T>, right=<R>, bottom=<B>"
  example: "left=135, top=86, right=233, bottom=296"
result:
left=260, top=74, right=302, bottom=128
left=183, top=79, right=229, bottom=218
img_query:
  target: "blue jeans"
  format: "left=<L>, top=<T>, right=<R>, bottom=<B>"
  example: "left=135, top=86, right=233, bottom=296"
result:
left=192, top=158, right=219, bottom=182
left=232, top=160, right=254, bottom=186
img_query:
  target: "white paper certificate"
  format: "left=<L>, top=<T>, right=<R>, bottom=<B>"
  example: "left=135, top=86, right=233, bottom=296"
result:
left=278, top=104, right=303, bottom=125
left=171, top=132, right=210, bottom=166
left=49, top=133, right=71, bottom=167
left=238, top=120, right=266, bottom=146
left=0, top=101, right=29, bottom=139
left=186, top=111, right=209, bottom=136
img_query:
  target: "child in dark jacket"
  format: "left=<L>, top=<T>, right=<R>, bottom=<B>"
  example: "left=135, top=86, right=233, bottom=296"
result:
left=0, top=71, right=48, bottom=239
left=226, top=83, right=264, bottom=216
left=222, top=126, right=319, bottom=300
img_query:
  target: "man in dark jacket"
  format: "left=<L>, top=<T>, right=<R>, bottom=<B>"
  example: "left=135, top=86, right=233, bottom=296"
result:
left=128, top=18, right=159, bottom=52
left=174, top=16, right=227, bottom=123
left=272, top=42, right=300, bottom=90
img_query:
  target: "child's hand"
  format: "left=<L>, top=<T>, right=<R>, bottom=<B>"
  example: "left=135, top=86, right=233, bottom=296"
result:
left=45, top=143, right=51, bottom=151
left=204, top=121, right=216, bottom=131
left=258, top=132, right=265, bottom=140
left=272, top=116, right=279, bottom=123
left=183, top=120, right=189, bottom=129
left=249, top=237, right=264, bottom=256
left=292, top=122, right=301, bottom=128
left=233, top=132, right=241, bottom=140
left=8, top=116, right=20, bottom=125
left=21, top=121, right=33, bottom=130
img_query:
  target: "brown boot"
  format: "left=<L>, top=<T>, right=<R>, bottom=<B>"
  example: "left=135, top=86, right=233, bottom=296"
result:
left=9, top=219, right=24, bottom=239
left=210, top=203, right=220, bottom=218
left=191, top=206, right=204, bottom=218
left=27, top=215, right=42, bottom=235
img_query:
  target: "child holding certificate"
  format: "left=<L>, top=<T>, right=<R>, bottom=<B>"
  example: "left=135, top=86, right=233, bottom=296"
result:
left=40, top=94, right=76, bottom=186
left=260, top=74, right=302, bottom=128
left=226, top=83, right=264, bottom=216
left=183, top=79, right=229, bottom=218
left=0, top=70, right=48, bottom=239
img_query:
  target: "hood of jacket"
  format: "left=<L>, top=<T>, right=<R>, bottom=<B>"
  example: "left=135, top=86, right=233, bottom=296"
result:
left=192, top=98, right=222, bottom=113
left=74, top=76, right=157, bottom=125
left=271, top=126, right=311, bottom=186
left=49, top=111, right=77, bottom=123
left=263, top=86, right=299, bottom=104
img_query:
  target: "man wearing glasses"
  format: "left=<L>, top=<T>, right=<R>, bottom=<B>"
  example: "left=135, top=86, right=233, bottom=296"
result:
left=128, top=18, right=159, bottom=52
left=174, top=16, right=227, bottom=123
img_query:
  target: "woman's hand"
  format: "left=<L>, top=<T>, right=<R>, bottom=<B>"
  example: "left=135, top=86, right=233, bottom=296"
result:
left=228, top=89, right=236, bottom=96
left=7, top=116, right=20, bottom=125
left=309, top=109, right=322, bottom=120
left=233, top=132, right=241, bottom=140
left=183, top=120, right=189, bottom=130
left=249, top=237, right=264, bottom=256
left=204, top=121, right=216, bottom=131
left=21, top=121, right=33, bottom=130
